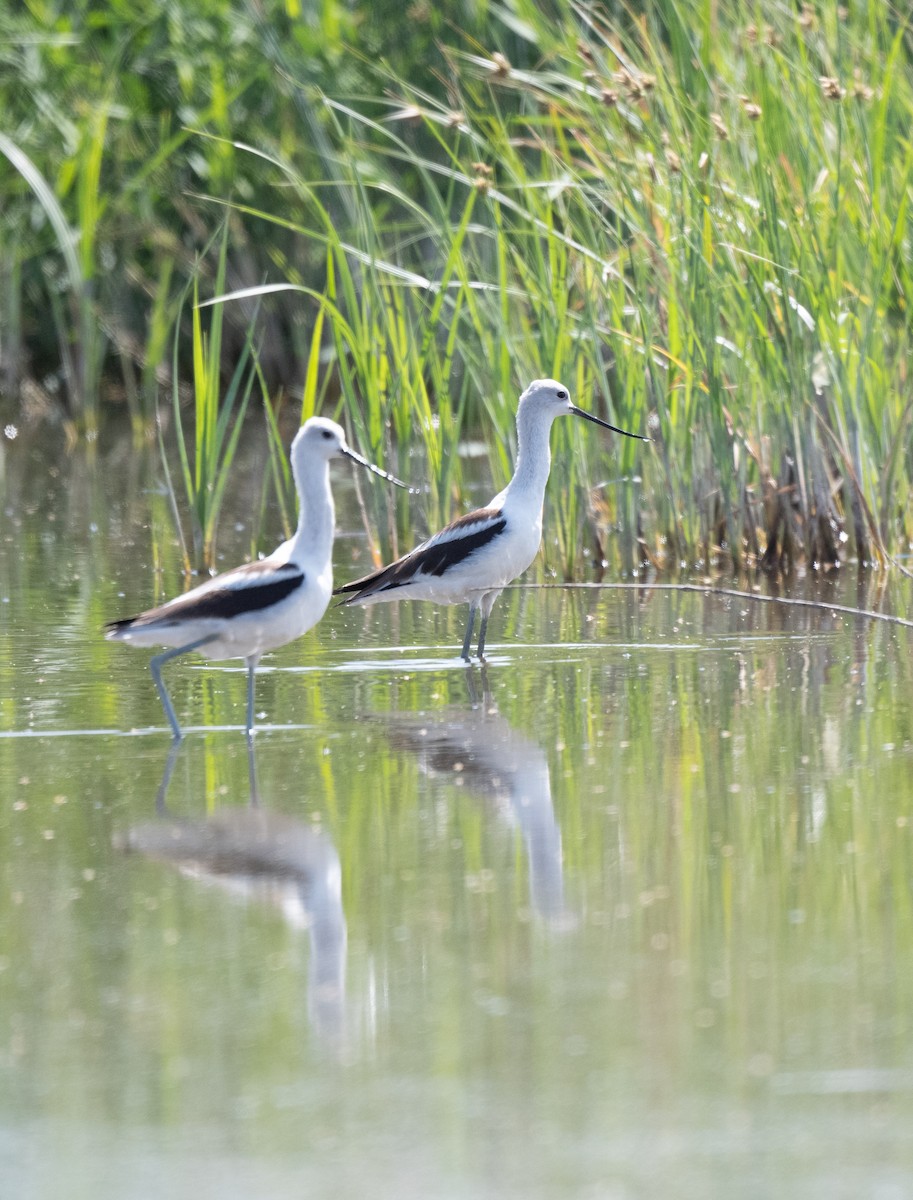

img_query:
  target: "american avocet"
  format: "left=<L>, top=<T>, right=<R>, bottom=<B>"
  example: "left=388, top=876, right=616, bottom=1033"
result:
left=106, top=418, right=408, bottom=739
left=335, top=379, right=647, bottom=660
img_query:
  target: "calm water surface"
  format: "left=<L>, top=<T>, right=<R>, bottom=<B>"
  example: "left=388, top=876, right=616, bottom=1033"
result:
left=2, top=432, right=913, bottom=1198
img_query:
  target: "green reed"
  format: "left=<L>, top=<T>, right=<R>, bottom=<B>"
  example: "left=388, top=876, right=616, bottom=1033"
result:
left=301, top=1, right=913, bottom=574
left=5, top=1, right=913, bottom=576
left=0, top=130, right=100, bottom=430
left=165, top=230, right=260, bottom=572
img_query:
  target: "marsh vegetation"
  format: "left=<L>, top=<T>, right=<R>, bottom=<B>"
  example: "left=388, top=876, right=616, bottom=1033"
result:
left=3, top=1, right=912, bottom=574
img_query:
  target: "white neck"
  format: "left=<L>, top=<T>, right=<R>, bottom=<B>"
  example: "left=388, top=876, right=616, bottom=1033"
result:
left=501, top=403, right=556, bottom=507
left=288, top=453, right=335, bottom=565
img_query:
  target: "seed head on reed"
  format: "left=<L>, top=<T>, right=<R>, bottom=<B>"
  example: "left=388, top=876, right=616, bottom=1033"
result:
left=472, top=162, right=493, bottom=193
left=819, top=76, right=845, bottom=101
left=386, top=103, right=425, bottom=125
left=617, top=70, right=655, bottom=100
left=851, top=71, right=874, bottom=102
left=739, top=96, right=763, bottom=120
left=490, top=52, right=511, bottom=79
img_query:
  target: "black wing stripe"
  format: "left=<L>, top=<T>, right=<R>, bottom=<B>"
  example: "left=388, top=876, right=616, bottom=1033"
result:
left=335, top=517, right=507, bottom=598
left=108, top=570, right=305, bottom=629
left=424, top=518, right=507, bottom=576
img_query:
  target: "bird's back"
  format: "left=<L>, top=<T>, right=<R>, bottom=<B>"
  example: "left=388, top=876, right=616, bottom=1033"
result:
left=335, top=496, right=545, bottom=606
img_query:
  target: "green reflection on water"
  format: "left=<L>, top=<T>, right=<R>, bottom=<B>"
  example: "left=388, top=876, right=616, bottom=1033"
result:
left=2, top=439, right=913, bottom=1198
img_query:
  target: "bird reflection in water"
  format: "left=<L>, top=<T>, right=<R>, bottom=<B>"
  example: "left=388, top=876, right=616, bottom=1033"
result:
left=383, top=667, right=576, bottom=931
left=115, top=739, right=347, bottom=1045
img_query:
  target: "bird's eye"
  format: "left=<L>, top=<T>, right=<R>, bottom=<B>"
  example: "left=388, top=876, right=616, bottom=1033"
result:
left=322, top=430, right=333, bottom=440
left=556, top=389, right=568, bottom=401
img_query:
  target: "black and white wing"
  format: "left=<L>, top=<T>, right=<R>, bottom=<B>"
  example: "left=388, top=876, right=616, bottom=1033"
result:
left=334, top=506, right=507, bottom=602
left=106, top=559, right=305, bottom=635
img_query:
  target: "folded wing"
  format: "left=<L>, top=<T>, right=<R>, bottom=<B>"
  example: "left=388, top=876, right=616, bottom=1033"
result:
left=335, top=507, right=507, bottom=602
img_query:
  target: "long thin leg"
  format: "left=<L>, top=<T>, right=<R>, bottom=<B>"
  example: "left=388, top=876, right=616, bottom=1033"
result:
left=461, top=602, right=478, bottom=662
left=245, top=655, right=260, bottom=736
left=149, top=635, right=216, bottom=741
left=477, top=614, right=489, bottom=660
left=477, top=590, right=502, bottom=660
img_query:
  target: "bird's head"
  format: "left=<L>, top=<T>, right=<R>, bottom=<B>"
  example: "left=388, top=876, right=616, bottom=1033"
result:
left=293, top=418, right=411, bottom=488
left=518, top=379, right=648, bottom=440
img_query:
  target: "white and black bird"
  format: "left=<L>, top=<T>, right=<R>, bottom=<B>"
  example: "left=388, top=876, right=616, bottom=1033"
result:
left=335, top=379, right=647, bottom=660
left=106, top=418, right=408, bottom=739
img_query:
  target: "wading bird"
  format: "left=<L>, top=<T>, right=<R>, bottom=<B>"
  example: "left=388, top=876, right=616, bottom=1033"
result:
left=106, top=418, right=408, bottom=739
left=335, top=379, right=647, bottom=660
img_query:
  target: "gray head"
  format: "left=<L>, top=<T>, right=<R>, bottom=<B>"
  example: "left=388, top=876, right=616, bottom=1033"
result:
left=292, top=417, right=410, bottom=487
left=518, top=379, right=647, bottom=440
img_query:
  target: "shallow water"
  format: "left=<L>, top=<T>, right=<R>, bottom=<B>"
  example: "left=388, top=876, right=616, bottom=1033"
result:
left=3, top=432, right=913, bottom=1199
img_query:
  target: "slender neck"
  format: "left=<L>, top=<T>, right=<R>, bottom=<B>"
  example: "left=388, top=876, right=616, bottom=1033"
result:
left=289, top=452, right=335, bottom=563
left=503, top=403, right=555, bottom=505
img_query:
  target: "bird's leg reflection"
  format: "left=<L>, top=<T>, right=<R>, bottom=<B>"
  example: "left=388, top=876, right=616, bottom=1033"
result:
left=154, top=734, right=261, bottom=814
left=246, top=731, right=261, bottom=808
left=121, top=740, right=348, bottom=1047
left=155, top=738, right=184, bottom=814
left=464, top=662, right=496, bottom=713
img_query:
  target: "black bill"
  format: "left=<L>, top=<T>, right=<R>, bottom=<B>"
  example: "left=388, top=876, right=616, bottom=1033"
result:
left=343, top=446, right=415, bottom=490
left=569, top=405, right=650, bottom=442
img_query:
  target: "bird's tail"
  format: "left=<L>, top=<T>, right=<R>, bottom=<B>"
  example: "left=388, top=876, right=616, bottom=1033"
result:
left=104, top=616, right=138, bottom=640
left=332, top=564, right=395, bottom=604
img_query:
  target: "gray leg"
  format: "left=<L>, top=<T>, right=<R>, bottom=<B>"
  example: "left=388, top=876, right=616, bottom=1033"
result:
left=245, top=655, right=260, bottom=735
left=461, top=602, right=478, bottom=662
left=477, top=614, right=490, bottom=660
left=477, top=590, right=502, bottom=660
left=149, top=635, right=216, bottom=741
